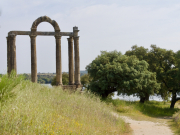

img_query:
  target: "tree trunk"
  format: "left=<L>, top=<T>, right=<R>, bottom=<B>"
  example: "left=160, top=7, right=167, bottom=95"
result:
left=140, top=93, right=149, bottom=103
left=145, top=93, right=149, bottom=101
left=140, top=97, right=145, bottom=103
left=101, top=89, right=116, bottom=99
left=102, top=92, right=109, bottom=99
left=170, top=92, right=176, bottom=109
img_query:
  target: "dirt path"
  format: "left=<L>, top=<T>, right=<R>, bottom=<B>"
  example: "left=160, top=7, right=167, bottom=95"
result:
left=112, top=113, right=173, bottom=135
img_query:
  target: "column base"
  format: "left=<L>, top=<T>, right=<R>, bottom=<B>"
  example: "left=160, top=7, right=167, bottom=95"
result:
left=62, top=85, right=76, bottom=90
left=56, top=83, right=63, bottom=86
left=75, top=84, right=82, bottom=88
left=61, top=85, right=82, bottom=90
left=68, top=82, right=75, bottom=85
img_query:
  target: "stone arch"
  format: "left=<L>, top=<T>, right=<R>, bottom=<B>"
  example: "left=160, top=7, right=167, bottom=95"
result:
left=7, top=16, right=81, bottom=89
left=31, top=16, right=60, bottom=32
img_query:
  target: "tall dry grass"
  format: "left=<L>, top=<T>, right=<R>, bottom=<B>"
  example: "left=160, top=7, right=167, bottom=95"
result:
left=0, top=79, right=130, bottom=134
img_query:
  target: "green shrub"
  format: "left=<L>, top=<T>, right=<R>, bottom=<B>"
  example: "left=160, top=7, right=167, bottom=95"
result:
left=173, top=110, right=180, bottom=133
left=0, top=72, right=24, bottom=107
left=173, top=111, right=180, bottom=125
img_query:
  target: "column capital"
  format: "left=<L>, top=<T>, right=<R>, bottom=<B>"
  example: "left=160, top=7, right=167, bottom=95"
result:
left=73, top=26, right=80, bottom=37
left=30, top=35, right=37, bottom=38
left=31, top=28, right=37, bottom=32
left=9, top=34, right=16, bottom=38
left=31, top=28, right=37, bottom=36
left=73, top=36, right=80, bottom=39
left=55, top=32, right=61, bottom=36
left=55, top=35, right=61, bottom=39
left=67, top=36, right=73, bottom=41
left=73, top=26, right=79, bottom=31
left=73, top=29, right=79, bottom=32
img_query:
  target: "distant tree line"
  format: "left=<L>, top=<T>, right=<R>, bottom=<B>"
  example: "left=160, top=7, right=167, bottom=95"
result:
left=22, top=71, right=88, bottom=85
left=51, top=72, right=89, bottom=86
left=23, top=73, right=55, bottom=84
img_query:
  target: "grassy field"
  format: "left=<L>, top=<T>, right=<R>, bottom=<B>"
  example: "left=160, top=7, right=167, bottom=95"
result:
left=0, top=75, right=131, bottom=135
left=105, top=98, right=180, bottom=134
left=106, top=99, right=179, bottom=117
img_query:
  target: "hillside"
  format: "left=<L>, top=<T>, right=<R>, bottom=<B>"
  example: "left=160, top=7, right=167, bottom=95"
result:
left=0, top=75, right=130, bottom=134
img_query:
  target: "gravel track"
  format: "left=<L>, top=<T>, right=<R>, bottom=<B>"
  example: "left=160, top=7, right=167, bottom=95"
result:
left=112, top=112, right=173, bottom=135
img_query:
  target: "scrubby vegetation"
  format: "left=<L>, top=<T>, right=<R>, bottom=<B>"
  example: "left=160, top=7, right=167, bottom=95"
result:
left=105, top=99, right=179, bottom=118
left=0, top=75, right=130, bottom=134
left=0, top=72, right=24, bottom=107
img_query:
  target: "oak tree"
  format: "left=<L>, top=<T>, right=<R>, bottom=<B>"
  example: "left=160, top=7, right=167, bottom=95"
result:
left=126, top=45, right=180, bottom=108
left=86, top=51, right=160, bottom=102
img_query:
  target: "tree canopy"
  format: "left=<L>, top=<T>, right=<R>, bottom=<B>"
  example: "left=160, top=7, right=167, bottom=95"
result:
left=86, top=51, right=160, bottom=102
left=81, top=74, right=91, bottom=88
left=125, top=45, right=180, bottom=108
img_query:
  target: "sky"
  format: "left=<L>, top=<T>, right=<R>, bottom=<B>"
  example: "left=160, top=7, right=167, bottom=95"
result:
left=1, top=0, right=180, bottom=74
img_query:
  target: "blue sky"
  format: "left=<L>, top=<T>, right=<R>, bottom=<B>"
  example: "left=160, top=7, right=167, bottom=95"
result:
left=1, top=0, right=180, bottom=73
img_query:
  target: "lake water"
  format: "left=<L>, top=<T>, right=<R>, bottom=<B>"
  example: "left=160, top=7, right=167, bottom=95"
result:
left=42, top=84, right=173, bottom=101
left=112, top=92, right=165, bottom=101
left=42, top=84, right=52, bottom=88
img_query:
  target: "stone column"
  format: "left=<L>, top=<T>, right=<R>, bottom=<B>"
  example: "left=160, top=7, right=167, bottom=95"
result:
left=6, top=36, right=11, bottom=75
left=55, top=35, right=62, bottom=86
left=68, top=37, right=74, bottom=85
left=9, top=34, right=17, bottom=74
left=73, top=26, right=81, bottom=88
left=30, top=35, right=37, bottom=83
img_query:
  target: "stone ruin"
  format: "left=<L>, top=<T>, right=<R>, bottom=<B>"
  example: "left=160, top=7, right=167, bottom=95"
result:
left=7, top=16, right=81, bottom=89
